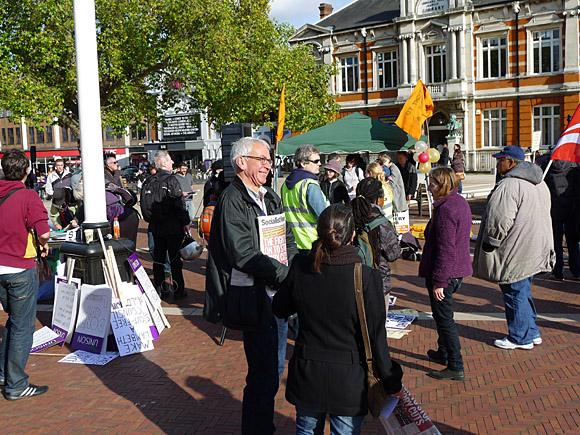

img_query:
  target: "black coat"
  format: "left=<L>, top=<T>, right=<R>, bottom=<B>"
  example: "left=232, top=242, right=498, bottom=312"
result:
left=272, top=250, right=403, bottom=416
left=204, top=176, right=298, bottom=330
left=395, top=161, right=418, bottom=198
left=144, top=170, right=190, bottom=235
left=320, top=179, right=350, bottom=205
left=544, top=159, right=579, bottom=221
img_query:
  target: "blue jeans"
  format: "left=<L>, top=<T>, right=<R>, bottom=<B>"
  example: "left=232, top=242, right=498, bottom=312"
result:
left=184, top=199, right=195, bottom=224
left=552, top=217, right=580, bottom=278
left=426, top=278, right=464, bottom=371
left=242, top=316, right=281, bottom=435
left=276, top=316, right=288, bottom=380
left=0, top=268, right=39, bottom=393
left=499, top=277, right=540, bottom=345
left=296, top=408, right=364, bottom=435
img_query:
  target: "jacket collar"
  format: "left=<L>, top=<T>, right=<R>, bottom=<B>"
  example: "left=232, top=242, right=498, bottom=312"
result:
left=231, top=175, right=277, bottom=206
left=433, top=188, right=459, bottom=208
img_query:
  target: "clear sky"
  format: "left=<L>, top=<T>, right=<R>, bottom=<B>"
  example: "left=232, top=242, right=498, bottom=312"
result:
left=269, top=0, right=353, bottom=29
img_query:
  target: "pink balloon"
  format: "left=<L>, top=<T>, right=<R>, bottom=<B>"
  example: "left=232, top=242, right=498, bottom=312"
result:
left=418, top=152, right=429, bottom=163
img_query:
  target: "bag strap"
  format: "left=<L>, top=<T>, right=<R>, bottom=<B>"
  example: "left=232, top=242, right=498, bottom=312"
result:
left=0, top=187, right=24, bottom=209
left=366, top=215, right=389, bottom=232
left=353, top=263, right=375, bottom=374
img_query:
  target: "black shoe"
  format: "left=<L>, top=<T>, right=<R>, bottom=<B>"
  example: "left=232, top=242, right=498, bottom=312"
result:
left=551, top=274, right=564, bottom=281
left=427, top=349, right=448, bottom=366
left=4, top=384, right=48, bottom=401
left=0, top=376, right=4, bottom=385
left=427, top=368, right=465, bottom=381
left=173, top=290, right=187, bottom=300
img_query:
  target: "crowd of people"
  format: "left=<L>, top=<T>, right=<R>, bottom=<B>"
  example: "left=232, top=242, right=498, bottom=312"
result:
left=0, top=137, right=572, bottom=435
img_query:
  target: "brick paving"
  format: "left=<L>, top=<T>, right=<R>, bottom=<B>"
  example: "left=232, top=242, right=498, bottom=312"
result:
left=2, top=196, right=580, bottom=434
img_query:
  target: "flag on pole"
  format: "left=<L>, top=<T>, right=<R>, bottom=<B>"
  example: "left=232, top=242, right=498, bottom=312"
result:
left=276, top=85, right=286, bottom=143
left=551, top=103, right=580, bottom=163
left=395, top=80, right=434, bottom=140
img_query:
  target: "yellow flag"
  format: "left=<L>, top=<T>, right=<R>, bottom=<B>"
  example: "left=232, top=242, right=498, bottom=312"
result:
left=276, top=85, right=285, bottom=143
left=395, top=80, right=434, bottom=140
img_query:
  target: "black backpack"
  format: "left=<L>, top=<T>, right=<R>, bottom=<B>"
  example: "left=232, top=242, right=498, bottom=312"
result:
left=353, top=215, right=388, bottom=267
left=140, top=174, right=171, bottom=222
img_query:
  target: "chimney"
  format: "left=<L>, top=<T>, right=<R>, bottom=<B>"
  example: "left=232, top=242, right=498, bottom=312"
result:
left=319, top=3, right=334, bottom=19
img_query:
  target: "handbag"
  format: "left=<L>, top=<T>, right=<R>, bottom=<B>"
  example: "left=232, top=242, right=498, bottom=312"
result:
left=353, top=263, right=389, bottom=418
left=455, top=172, right=466, bottom=181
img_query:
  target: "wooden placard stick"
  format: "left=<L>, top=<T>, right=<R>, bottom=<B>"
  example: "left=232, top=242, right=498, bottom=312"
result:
left=97, top=229, right=119, bottom=299
left=107, top=246, right=124, bottom=300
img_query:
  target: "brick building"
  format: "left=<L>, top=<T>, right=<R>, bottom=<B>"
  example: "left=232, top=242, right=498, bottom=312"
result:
left=291, top=0, right=580, bottom=170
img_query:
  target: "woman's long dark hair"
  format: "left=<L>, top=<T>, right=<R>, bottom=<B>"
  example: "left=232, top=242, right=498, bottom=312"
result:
left=350, top=177, right=383, bottom=268
left=312, top=204, right=355, bottom=273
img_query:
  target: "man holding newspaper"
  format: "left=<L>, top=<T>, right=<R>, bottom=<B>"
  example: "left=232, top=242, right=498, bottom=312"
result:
left=204, top=137, right=298, bottom=435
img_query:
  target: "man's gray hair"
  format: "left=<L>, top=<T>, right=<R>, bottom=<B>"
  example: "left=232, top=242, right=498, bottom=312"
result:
left=153, top=150, right=170, bottom=169
left=294, top=144, right=319, bottom=168
left=508, top=157, right=523, bottom=165
left=231, top=137, right=270, bottom=171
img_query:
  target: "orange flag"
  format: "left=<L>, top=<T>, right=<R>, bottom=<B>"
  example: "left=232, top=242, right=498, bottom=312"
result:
left=395, top=80, right=434, bottom=140
left=276, top=85, right=286, bottom=143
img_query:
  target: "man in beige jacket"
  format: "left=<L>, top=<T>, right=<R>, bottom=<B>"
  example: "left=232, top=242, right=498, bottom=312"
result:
left=473, top=145, right=554, bottom=350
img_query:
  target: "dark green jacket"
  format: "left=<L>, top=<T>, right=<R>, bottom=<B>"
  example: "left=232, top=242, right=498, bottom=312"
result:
left=204, top=176, right=298, bottom=331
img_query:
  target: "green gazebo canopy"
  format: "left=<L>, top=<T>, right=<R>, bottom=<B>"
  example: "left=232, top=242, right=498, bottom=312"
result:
left=277, top=112, right=426, bottom=156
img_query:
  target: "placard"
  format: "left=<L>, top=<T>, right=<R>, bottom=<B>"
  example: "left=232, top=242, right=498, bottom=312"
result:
left=58, top=350, right=119, bottom=366
left=380, top=385, right=441, bottom=434
left=532, top=130, right=542, bottom=152
left=257, top=214, right=289, bottom=265
left=31, top=326, right=65, bottom=353
left=51, top=276, right=81, bottom=343
left=119, top=284, right=157, bottom=340
left=72, top=285, right=112, bottom=354
left=110, top=297, right=154, bottom=357
left=393, top=210, right=410, bottom=234
left=127, top=254, right=167, bottom=335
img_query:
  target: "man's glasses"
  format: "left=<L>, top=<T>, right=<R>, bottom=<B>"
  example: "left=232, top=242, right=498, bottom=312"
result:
left=308, top=159, right=321, bottom=164
left=109, top=161, right=118, bottom=165
left=243, top=155, right=273, bottom=166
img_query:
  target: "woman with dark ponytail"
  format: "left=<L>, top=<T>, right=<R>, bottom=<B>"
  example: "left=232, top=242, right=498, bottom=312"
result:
left=273, top=205, right=403, bottom=434
left=351, top=178, right=400, bottom=311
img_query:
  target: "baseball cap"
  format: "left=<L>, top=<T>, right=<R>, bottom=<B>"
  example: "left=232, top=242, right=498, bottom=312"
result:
left=491, top=145, right=525, bottom=160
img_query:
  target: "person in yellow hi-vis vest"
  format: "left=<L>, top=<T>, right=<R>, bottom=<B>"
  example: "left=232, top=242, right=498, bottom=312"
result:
left=282, top=145, right=328, bottom=253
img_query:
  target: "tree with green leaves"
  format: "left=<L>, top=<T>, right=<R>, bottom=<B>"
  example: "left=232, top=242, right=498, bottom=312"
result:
left=0, top=0, right=339, bottom=138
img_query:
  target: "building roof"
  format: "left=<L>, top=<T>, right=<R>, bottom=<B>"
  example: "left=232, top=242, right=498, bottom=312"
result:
left=316, top=0, right=400, bottom=32
left=310, top=0, right=524, bottom=33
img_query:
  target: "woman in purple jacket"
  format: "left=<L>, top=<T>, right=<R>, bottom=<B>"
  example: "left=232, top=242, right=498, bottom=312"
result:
left=419, top=167, right=472, bottom=381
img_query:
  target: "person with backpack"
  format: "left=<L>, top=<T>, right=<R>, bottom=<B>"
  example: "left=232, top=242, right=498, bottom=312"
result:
left=419, top=167, right=472, bottom=381
left=342, top=154, right=364, bottom=200
left=141, top=151, right=190, bottom=300
left=351, top=178, right=400, bottom=313
left=272, top=204, right=403, bottom=434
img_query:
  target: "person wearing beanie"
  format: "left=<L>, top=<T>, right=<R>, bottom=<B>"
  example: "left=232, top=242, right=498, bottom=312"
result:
left=203, top=159, right=224, bottom=207
left=320, top=159, right=350, bottom=205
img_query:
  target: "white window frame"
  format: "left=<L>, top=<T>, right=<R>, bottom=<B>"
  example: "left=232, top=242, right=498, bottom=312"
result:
left=338, top=55, right=360, bottom=93
left=530, top=28, right=561, bottom=74
left=533, top=105, right=560, bottom=147
left=375, top=50, right=398, bottom=90
left=482, top=108, right=508, bottom=148
left=479, top=35, right=508, bottom=79
left=425, top=44, right=446, bottom=84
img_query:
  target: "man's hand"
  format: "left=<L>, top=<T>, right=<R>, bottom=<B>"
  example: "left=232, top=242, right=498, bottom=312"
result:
left=39, top=231, right=50, bottom=257
left=55, top=223, right=63, bottom=230
left=183, top=225, right=191, bottom=234
left=433, top=287, right=445, bottom=301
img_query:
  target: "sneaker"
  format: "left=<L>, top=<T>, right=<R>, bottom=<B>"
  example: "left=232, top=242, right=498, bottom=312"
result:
left=550, top=274, right=564, bottom=281
left=427, top=349, right=448, bottom=366
left=4, top=384, right=48, bottom=401
left=493, top=337, right=533, bottom=350
left=427, top=368, right=465, bottom=381
left=0, top=376, right=4, bottom=385
left=532, top=337, right=542, bottom=345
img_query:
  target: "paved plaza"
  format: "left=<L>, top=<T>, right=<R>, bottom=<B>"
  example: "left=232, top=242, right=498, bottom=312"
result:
left=2, top=174, right=580, bottom=434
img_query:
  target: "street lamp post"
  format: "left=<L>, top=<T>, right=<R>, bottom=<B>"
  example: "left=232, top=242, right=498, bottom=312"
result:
left=60, top=0, right=135, bottom=285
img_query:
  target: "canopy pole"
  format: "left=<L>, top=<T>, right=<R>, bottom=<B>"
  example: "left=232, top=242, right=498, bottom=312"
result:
left=541, top=159, right=553, bottom=182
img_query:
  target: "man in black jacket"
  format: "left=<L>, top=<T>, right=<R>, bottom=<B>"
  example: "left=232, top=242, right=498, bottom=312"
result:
left=141, top=151, right=190, bottom=299
left=204, top=137, right=298, bottom=435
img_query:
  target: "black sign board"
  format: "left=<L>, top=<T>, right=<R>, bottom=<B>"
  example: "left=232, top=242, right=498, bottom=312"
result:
left=163, top=114, right=201, bottom=141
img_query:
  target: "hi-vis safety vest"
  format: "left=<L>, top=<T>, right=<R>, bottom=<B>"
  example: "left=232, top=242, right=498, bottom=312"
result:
left=282, top=178, right=326, bottom=251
